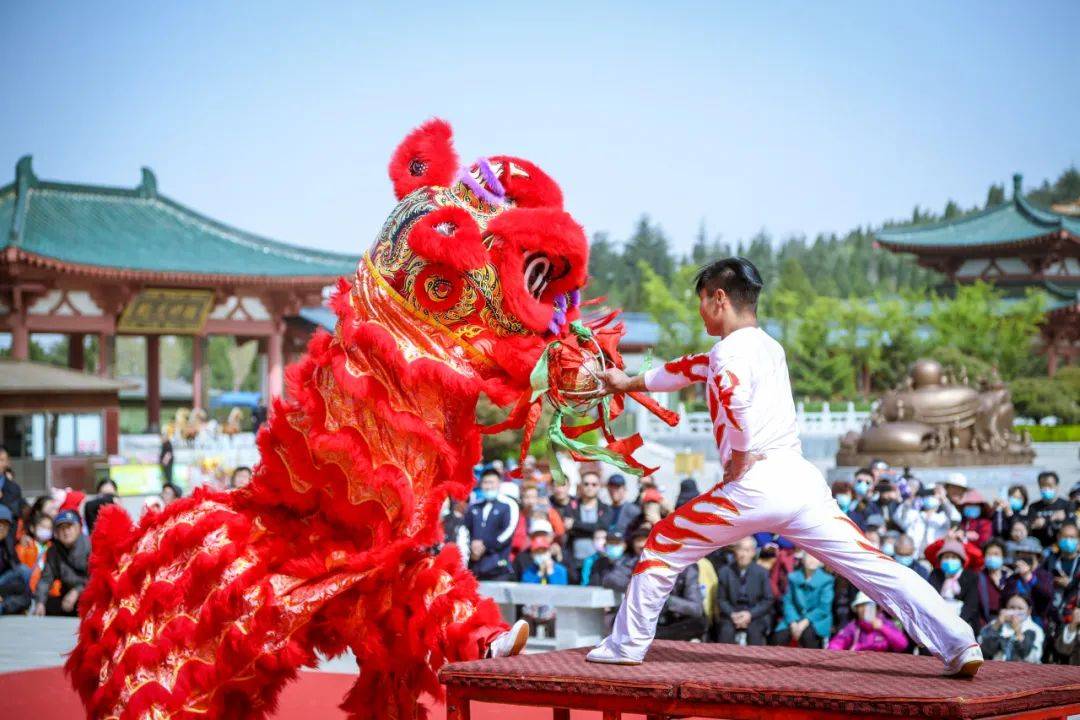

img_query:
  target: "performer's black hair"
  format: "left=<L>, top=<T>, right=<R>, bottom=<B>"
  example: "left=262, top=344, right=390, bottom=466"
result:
left=694, top=257, right=764, bottom=311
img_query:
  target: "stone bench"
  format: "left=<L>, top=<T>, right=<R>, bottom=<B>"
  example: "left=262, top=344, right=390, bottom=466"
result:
left=478, top=582, right=618, bottom=651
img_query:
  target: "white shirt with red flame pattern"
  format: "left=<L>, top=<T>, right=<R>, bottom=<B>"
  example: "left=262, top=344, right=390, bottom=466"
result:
left=642, top=326, right=801, bottom=464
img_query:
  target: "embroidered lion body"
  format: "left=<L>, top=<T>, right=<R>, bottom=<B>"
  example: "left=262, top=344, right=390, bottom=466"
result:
left=65, top=120, right=596, bottom=720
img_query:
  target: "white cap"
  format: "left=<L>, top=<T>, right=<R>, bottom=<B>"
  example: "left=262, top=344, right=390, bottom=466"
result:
left=852, top=591, right=875, bottom=608
left=945, top=472, right=968, bottom=489
left=529, top=518, right=554, bottom=536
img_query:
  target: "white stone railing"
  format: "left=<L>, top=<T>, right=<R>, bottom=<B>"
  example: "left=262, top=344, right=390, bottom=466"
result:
left=635, top=397, right=871, bottom=438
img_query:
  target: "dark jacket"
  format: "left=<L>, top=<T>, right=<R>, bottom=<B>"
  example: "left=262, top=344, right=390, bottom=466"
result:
left=567, top=500, right=614, bottom=564
left=35, top=534, right=91, bottom=604
left=463, top=498, right=515, bottom=580
left=608, top=501, right=641, bottom=536
left=0, top=475, right=24, bottom=521
left=1027, top=498, right=1071, bottom=546
left=84, top=494, right=117, bottom=534
left=0, top=528, right=19, bottom=576
left=929, top=568, right=980, bottom=631
left=601, top=554, right=703, bottom=625
left=715, top=562, right=774, bottom=623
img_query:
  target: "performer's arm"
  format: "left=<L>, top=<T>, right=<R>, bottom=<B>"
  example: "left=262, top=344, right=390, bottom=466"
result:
left=597, top=353, right=709, bottom=396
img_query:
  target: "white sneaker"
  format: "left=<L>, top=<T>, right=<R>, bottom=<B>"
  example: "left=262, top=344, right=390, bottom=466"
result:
left=585, top=641, right=643, bottom=665
left=943, top=644, right=983, bottom=677
left=488, top=620, right=530, bottom=658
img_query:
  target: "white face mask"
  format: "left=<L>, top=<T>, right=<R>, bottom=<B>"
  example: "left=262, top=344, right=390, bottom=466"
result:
left=35, top=528, right=52, bottom=543
left=531, top=552, right=551, bottom=566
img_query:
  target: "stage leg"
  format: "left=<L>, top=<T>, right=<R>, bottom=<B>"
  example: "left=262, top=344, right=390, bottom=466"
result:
left=602, top=711, right=621, bottom=720
left=446, top=688, right=470, bottom=720
left=553, top=709, right=570, bottom=720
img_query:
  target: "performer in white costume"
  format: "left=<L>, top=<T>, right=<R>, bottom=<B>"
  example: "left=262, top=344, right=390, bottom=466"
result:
left=585, top=257, right=983, bottom=677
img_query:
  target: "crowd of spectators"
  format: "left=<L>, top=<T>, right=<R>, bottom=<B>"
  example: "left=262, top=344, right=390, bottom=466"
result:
left=445, top=456, right=1080, bottom=665
left=0, top=448, right=254, bottom=618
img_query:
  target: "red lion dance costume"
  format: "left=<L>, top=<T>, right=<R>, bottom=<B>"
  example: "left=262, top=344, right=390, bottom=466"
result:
left=67, top=120, right=672, bottom=720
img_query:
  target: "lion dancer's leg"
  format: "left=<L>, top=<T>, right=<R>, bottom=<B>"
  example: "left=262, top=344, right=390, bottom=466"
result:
left=337, top=545, right=507, bottom=720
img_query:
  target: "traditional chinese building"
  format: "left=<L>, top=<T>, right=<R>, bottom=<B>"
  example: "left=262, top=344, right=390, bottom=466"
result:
left=876, top=174, right=1080, bottom=375
left=0, top=156, right=359, bottom=435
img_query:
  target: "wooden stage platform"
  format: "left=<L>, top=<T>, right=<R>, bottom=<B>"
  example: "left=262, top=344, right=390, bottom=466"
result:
left=439, top=641, right=1080, bottom=720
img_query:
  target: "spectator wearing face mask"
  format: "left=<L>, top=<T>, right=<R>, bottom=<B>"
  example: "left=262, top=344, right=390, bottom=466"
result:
left=1028, top=472, right=1070, bottom=547
left=993, top=485, right=1030, bottom=539
left=511, top=483, right=566, bottom=561
left=32, top=510, right=89, bottom=616
left=1055, top=584, right=1080, bottom=665
left=896, top=485, right=960, bottom=557
left=1006, top=537, right=1055, bottom=629
left=848, top=469, right=883, bottom=531
left=567, top=471, right=614, bottom=575
left=464, top=470, right=517, bottom=581
left=520, top=531, right=568, bottom=585
left=893, top=534, right=930, bottom=581
left=929, top=539, right=980, bottom=633
left=773, top=553, right=833, bottom=648
left=0, top=505, right=32, bottom=615
left=606, top=475, right=641, bottom=537
left=577, top=528, right=609, bottom=586
left=958, top=490, right=993, bottom=546
left=831, top=480, right=854, bottom=518
left=979, top=539, right=1011, bottom=628
left=585, top=530, right=626, bottom=587
left=16, top=511, right=52, bottom=594
left=979, top=591, right=1043, bottom=663
left=828, top=592, right=909, bottom=653
left=1043, top=522, right=1080, bottom=618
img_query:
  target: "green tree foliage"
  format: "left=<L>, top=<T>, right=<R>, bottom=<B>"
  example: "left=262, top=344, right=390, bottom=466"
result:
left=1010, top=374, right=1080, bottom=424
left=788, top=297, right=856, bottom=400
left=985, top=184, right=1006, bottom=208
left=925, top=282, right=1045, bottom=380
left=639, top=262, right=711, bottom=360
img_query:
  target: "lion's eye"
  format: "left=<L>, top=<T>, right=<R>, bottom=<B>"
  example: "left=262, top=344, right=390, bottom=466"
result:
left=523, top=253, right=552, bottom=299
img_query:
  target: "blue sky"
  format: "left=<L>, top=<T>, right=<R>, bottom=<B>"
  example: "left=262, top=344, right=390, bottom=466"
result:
left=1, top=2, right=1078, bottom=256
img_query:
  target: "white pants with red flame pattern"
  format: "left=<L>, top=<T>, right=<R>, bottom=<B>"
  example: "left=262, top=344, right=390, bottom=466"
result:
left=601, top=449, right=977, bottom=663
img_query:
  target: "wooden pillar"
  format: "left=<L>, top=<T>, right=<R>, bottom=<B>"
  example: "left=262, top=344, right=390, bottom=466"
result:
left=192, top=335, right=208, bottom=411
left=268, top=321, right=285, bottom=400
left=97, top=332, right=113, bottom=377
left=146, top=335, right=161, bottom=433
left=104, top=407, right=120, bottom=455
left=553, top=710, right=570, bottom=720
left=68, top=332, right=85, bottom=370
left=10, top=308, right=29, bottom=361
left=1048, top=347, right=1059, bottom=378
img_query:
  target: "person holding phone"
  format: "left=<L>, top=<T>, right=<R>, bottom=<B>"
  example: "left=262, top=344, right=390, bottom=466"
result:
left=828, top=592, right=909, bottom=653
left=978, top=591, right=1043, bottom=662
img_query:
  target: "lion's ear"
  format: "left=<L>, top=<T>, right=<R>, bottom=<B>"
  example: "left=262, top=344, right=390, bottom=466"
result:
left=388, top=119, right=459, bottom=200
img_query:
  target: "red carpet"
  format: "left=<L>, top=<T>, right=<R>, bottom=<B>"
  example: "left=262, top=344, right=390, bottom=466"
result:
left=0, top=667, right=650, bottom=719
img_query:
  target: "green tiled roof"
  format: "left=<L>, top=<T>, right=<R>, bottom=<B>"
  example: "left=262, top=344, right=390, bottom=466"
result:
left=876, top=174, right=1080, bottom=250
left=1, top=156, right=359, bottom=278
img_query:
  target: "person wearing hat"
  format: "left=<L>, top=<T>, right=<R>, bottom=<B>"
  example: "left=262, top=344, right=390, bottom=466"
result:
left=511, top=482, right=566, bottom=563
left=0, top=504, right=32, bottom=615
left=1008, top=536, right=1055, bottom=629
left=520, top=528, right=568, bottom=585
left=958, top=490, right=992, bottom=546
left=828, top=591, right=909, bottom=653
left=1028, top=471, right=1070, bottom=547
left=929, top=539, right=981, bottom=633
left=606, top=474, right=641, bottom=537
left=942, top=472, right=969, bottom=507
left=978, top=590, right=1044, bottom=663
left=32, top=509, right=89, bottom=616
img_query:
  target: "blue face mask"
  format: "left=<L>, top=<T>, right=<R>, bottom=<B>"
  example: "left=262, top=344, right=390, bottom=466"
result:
left=1041, top=488, right=1056, bottom=502
left=607, top=545, right=625, bottom=560
left=881, top=542, right=895, bottom=557
left=941, top=557, right=962, bottom=576
left=481, top=489, right=498, bottom=502
left=984, top=555, right=1004, bottom=570
left=923, top=496, right=940, bottom=511
left=896, top=554, right=915, bottom=567
left=1060, top=538, right=1079, bottom=555
left=835, top=493, right=852, bottom=512
left=963, top=506, right=981, bottom=520
left=1010, top=497, right=1025, bottom=512
left=854, top=481, right=870, bottom=497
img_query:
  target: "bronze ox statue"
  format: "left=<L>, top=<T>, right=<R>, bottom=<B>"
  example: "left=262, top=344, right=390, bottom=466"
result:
left=837, top=359, right=1034, bottom=468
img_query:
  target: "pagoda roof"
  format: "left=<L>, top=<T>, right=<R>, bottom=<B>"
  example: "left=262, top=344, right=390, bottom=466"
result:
left=876, top=174, right=1080, bottom=254
left=1, top=156, right=359, bottom=283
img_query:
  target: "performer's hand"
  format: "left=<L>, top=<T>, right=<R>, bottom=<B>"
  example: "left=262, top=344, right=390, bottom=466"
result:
left=593, top=368, right=634, bottom=397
